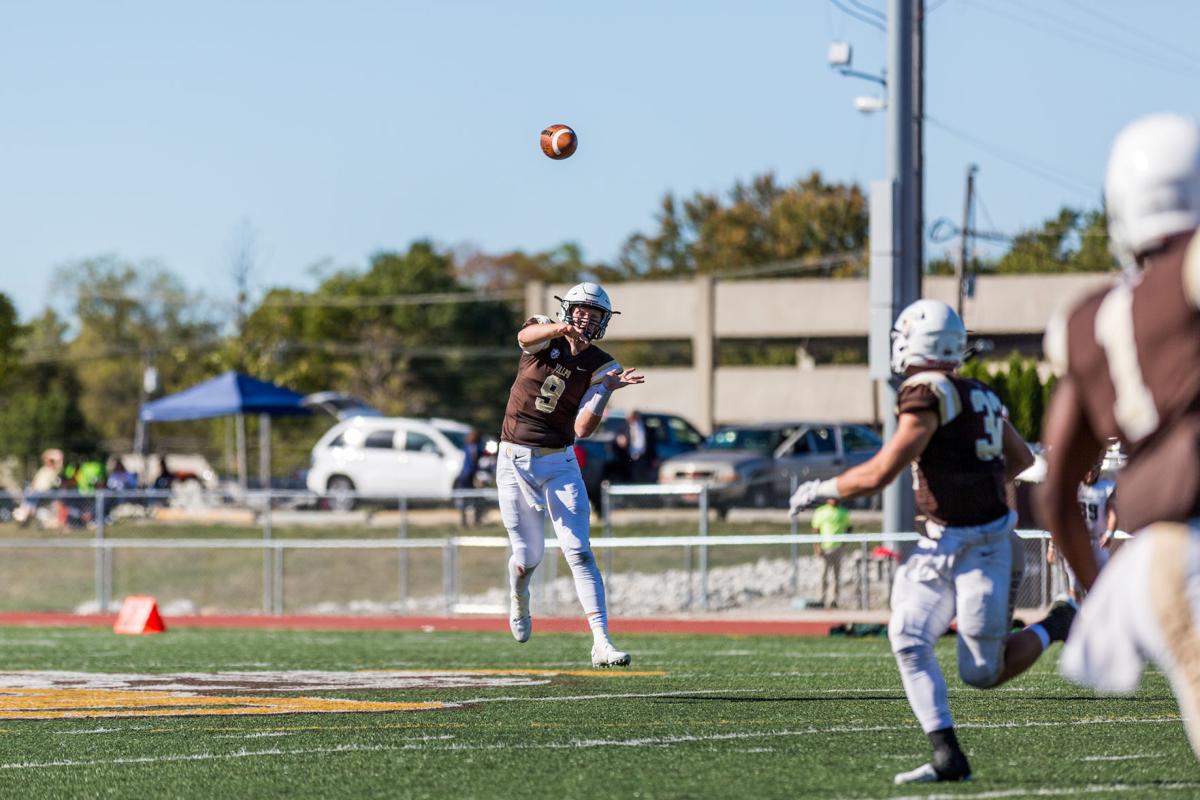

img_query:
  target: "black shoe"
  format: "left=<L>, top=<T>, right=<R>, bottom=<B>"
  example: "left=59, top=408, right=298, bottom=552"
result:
left=894, top=749, right=972, bottom=785
left=1037, top=598, right=1078, bottom=643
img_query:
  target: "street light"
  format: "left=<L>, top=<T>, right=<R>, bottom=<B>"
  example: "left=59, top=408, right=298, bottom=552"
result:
left=829, top=39, right=887, bottom=113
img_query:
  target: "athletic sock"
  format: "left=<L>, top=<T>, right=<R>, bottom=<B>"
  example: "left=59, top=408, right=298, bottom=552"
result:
left=588, top=614, right=610, bottom=646
left=508, top=556, right=533, bottom=604
left=1026, top=623, right=1052, bottom=651
left=927, top=727, right=971, bottom=779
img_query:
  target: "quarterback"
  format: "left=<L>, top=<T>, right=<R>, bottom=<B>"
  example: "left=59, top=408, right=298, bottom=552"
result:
left=1039, top=113, right=1200, bottom=758
left=790, top=299, right=1075, bottom=784
left=497, top=282, right=643, bottom=668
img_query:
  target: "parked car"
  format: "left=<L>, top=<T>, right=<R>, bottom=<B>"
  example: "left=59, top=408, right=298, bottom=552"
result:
left=657, top=421, right=882, bottom=517
left=572, top=434, right=622, bottom=513
left=306, top=417, right=470, bottom=508
left=597, top=410, right=705, bottom=464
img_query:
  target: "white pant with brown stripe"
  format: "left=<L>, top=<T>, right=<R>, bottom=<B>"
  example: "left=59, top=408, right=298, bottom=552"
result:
left=495, top=442, right=606, bottom=621
left=888, top=510, right=1023, bottom=733
left=1060, top=521, right=1200, bottom=757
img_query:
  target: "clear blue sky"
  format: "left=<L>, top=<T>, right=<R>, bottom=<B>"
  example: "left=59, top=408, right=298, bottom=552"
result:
left=3, top=0, right=1199, bottom=320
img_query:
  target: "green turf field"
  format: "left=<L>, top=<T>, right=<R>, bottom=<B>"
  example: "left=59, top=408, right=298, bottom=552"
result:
left=0, top=626, right=1193, bottom=799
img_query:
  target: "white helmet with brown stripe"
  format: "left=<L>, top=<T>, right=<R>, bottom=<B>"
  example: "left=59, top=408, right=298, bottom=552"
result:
left=555, top=282, right=619, bottom=340
left=890, top=299, right=967, bottom=374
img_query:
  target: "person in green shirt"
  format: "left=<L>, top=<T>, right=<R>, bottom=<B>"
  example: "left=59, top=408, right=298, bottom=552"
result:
left=812, top=497, right=852, bottom=608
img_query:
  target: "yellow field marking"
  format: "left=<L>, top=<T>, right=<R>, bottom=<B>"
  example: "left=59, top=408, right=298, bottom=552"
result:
left=0, top=689, right=445, bottom=720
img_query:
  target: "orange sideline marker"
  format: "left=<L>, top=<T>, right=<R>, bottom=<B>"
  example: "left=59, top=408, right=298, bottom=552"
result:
left=113, top=596, right=166, bottom=635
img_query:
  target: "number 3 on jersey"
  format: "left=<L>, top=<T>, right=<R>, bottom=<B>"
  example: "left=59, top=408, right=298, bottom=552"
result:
left=535, top=374, right=567, bottom=413
left=970, top=388, right=1004, bottom=461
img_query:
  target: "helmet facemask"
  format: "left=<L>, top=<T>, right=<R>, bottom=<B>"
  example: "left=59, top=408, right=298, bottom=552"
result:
left=561, top=302, right=610, bottom=341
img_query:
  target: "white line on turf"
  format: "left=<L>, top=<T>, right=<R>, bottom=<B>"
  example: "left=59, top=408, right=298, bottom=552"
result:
left=6, top=717, right=1185, bottom=769
left=215, top=732, right=295, bottom=739
left=1080, top=753, right=1162, bottom=762
left=880, top=783, right=1200, bottom=800
left=0, top=736, right=459, bottom=771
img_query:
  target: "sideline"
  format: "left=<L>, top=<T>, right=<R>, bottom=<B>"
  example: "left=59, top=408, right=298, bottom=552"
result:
left=0, top=611, right=850, bottom=636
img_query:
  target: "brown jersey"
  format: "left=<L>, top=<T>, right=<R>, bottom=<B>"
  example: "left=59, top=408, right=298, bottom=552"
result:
left=500, top=316, right=620, bottom=449
left=897, top=371, right=1011, bottom=527
left=1046, top=235, right=1200, bottom=532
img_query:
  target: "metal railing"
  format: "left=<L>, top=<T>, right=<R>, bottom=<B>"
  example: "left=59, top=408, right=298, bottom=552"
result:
left=0, top=486, right=1062, bottom=616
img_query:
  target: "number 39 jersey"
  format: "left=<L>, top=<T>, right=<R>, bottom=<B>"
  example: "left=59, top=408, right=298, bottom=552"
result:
left=897, top=372, right=1010, bottom=528
left=500, top=316, right=620, bottom=449
left=1045, top=235, right=1200, bottom=533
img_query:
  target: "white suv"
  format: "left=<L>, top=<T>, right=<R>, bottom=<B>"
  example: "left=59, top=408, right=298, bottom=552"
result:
left=306, top=417, right=470, bottom=505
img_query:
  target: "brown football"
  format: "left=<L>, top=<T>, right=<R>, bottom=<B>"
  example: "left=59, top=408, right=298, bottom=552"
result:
left=540, top=124, right=578, bottom=160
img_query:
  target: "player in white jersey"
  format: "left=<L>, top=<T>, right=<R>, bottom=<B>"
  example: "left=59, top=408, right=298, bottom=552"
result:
left=1049, top=462, right=1116, bottom=601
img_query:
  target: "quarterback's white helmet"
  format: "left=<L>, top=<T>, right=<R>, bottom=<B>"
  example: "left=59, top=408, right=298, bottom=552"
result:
left=555, top=282, right=619, bottom=340
left=1105, top=113, right=1200, bottom=272
left=890, top=299, right=967, bottom=374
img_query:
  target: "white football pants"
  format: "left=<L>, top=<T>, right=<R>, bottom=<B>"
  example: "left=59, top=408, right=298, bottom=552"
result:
left=1060, top=521, right=1200, bottom=758
left=496, top=443, right=607, bottom=623
left=888, top=510, right=1022, bottom=733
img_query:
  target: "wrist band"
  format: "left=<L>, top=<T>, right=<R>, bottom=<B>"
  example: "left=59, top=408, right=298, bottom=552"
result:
left=816, top=477, right=841, bottom=499
left=583, top=384, right=611, bottom=415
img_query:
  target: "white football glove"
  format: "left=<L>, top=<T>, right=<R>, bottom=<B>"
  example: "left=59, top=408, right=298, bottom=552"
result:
left=788, top=479, right=825, bottom=517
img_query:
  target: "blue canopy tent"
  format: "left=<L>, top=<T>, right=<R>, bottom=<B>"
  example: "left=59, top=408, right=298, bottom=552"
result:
left=139, top=371, right=311, bottom=489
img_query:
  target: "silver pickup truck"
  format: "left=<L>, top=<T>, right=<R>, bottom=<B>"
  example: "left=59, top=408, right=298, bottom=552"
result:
left=656, top=421, right=882, bottom=516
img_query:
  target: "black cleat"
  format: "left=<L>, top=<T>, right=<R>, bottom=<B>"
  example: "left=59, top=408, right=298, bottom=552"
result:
left=894, top=749, right=972, bottom=785
left=1037, top=598, right=1078, bottom=643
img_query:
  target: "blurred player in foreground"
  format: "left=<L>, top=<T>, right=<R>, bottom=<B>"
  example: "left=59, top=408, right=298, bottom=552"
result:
left=790, top=299, right=1075, bottom=784
left=497, top=282, right=644, bottom=667
left=1039, top=113, right=1200, bottom=757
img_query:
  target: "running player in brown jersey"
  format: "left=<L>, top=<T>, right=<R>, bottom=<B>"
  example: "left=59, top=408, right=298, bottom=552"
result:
left=498, top=282, right=644, bottom=668
left=1039, top=113, right=1200, bottom=757
left=790, top=299, right=1076, bottom=784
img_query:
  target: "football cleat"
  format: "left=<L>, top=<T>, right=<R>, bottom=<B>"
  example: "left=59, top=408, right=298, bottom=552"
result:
left=1038, top=598, right=1078, bottom=643
left=590, top=641, right=632, bottom=668
left=509, top=591, right=531, bottom=644
left=894, top=750, right=972, bottom=785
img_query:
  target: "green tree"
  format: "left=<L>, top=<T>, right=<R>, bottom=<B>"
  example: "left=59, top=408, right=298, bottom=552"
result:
left=0, top=310, right=99, bottom=476
left=993, top=208, right=1114, bottom=274
left=237, top=241, right=518, bottom=432
left=616, top=171, right=869, bottom=277
left=55, top=257, right=219, bottom=450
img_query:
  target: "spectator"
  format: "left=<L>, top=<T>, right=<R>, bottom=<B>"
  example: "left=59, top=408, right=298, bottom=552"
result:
left=604, top=432, right=633, bottom=484
left=13, top=449, right=63, bottom=526
left=152, top=455, right=174, bottom=490
left=811, top=497, right=852, bottom=609
left=626, top=410, right=658, bottom=483
left=106, top=459, right=136, bottom=492
left=455, top=431, right=484, bottom=527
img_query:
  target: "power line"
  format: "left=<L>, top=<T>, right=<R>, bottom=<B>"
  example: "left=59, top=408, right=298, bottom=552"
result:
left=714, top=251, right=866, bottom=279
left=923, top=115, right=1097, bottom=199
left=969, top=0, right=1200, bottom=80
left=260, top=289, right=524, bottom=309
left=844, top=0, right=886, bottom=23
left=829, top=0, right=887, bottom=33
left=1058, top=0, right=1199, bottom=67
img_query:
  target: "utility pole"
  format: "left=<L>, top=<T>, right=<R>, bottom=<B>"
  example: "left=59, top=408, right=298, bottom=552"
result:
left=872, top=0, right=924, bottom=538
left=956, top=165, right=978, bottom=319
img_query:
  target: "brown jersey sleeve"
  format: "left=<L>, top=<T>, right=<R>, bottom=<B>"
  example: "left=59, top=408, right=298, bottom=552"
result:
left=897, top=373, right=963, bottom=426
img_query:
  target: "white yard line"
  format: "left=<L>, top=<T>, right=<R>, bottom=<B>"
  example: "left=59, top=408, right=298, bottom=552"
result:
left=1080, top=753, right=1162, bottom=762
left=6, top=717, right=1185, bottom=770
left=881, top=783, right=1200, bottom=800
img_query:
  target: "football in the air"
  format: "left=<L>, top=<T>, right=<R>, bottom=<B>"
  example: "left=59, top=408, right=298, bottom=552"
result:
left=540, top=124, right=578, bottom=160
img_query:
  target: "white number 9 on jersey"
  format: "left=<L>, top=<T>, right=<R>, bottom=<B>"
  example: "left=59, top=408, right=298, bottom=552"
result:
left=970, top=388, right=1004, bottom=461
left=535, top=375, right=567, bottom=413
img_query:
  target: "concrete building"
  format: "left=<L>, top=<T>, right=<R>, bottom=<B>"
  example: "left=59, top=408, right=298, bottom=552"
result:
left=527, top=273, right=1114, bottom=432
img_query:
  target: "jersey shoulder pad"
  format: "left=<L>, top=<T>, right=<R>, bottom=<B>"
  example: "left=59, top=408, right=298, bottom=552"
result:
left=898, top=371, right=963, bottom=426
left=519, top=315, right=556, bottom=354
